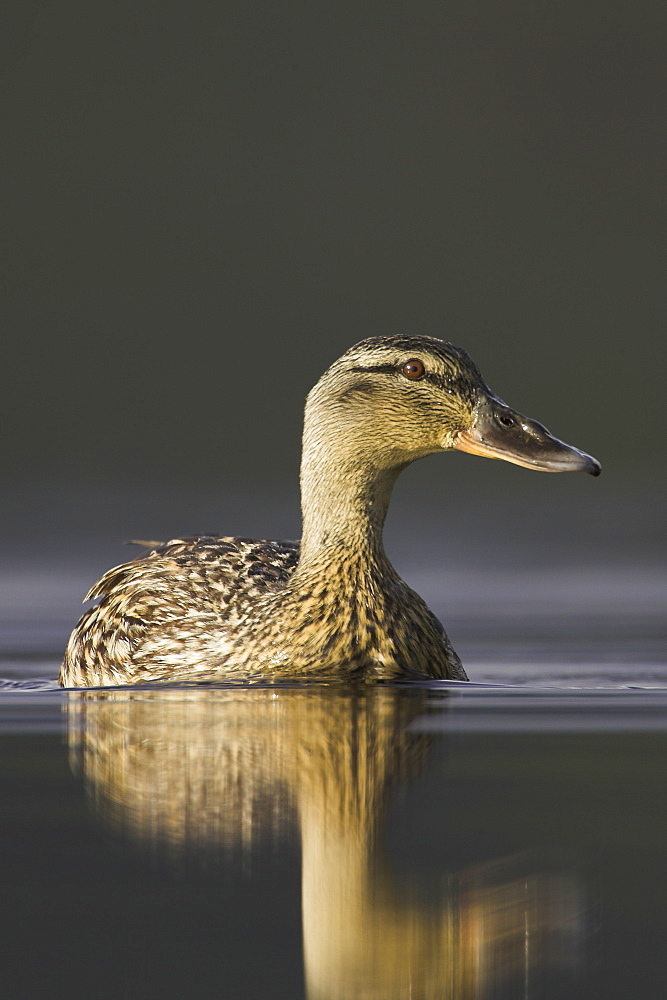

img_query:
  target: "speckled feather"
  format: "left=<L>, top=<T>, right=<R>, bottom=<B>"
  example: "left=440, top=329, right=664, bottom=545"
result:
left=62, top=536, right=300, bottom=686
left=62, top=532, right=464, bottom=686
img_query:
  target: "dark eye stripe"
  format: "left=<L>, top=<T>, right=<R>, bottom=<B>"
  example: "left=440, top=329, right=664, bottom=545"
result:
left=349, top=362, right=459, bottom=393
left=349, top=364, right=397, bottom=376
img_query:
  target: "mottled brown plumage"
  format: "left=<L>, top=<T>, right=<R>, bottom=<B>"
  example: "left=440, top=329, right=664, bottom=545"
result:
left=61, top=335, right=600, bottom=686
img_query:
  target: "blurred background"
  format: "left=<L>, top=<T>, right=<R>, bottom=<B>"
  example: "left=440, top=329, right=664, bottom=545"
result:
left=3, top=0, right=665, bottom=673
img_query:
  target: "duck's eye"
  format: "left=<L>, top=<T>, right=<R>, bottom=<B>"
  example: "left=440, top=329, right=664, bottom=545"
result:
left=401, top=359, right=425, bottom=380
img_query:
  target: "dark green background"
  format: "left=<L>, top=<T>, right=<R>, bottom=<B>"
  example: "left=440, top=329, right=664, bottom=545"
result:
left=4, top=0, right=664, bottom=561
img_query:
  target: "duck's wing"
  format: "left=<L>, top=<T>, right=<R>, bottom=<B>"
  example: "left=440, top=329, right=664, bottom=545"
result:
left=60, top=535, right=300, bottom=687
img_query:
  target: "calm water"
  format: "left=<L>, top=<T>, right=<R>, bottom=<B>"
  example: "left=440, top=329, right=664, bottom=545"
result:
left=2, top=486, right=666, bottom=999
left=2, top=679, right=667, bottom=1000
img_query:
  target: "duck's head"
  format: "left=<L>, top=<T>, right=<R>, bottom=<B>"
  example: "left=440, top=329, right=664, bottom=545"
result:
left=305, top=335, right=600, bottom=476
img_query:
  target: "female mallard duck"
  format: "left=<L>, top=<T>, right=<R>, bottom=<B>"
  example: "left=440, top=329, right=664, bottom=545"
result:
left=61, top=336, right=600, bottom=687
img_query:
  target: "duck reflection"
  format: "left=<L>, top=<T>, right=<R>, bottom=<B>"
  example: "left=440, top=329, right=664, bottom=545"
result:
left=67, top=685, right=584, bottom=999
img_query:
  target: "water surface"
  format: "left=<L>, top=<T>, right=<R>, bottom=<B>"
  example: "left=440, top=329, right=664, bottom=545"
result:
left=1, top=671, right=666, bottom=999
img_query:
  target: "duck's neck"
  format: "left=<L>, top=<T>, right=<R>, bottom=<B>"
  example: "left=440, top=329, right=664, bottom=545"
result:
left=296, top=440, right=404, bottom=577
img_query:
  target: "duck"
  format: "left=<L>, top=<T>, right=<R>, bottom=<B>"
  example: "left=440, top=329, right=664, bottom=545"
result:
left=60, top=335, right=600, bottom=687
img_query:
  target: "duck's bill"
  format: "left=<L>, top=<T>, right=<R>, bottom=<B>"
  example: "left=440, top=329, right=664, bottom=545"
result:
left=454, top=396, right=601, bottom=476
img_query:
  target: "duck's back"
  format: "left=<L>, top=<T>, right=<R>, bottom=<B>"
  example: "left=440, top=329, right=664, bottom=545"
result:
left=60, top=536, right=300, bottom=687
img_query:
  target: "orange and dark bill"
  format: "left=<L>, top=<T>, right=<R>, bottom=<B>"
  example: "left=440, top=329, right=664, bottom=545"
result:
left=454, top=393, right=601, bottom=476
